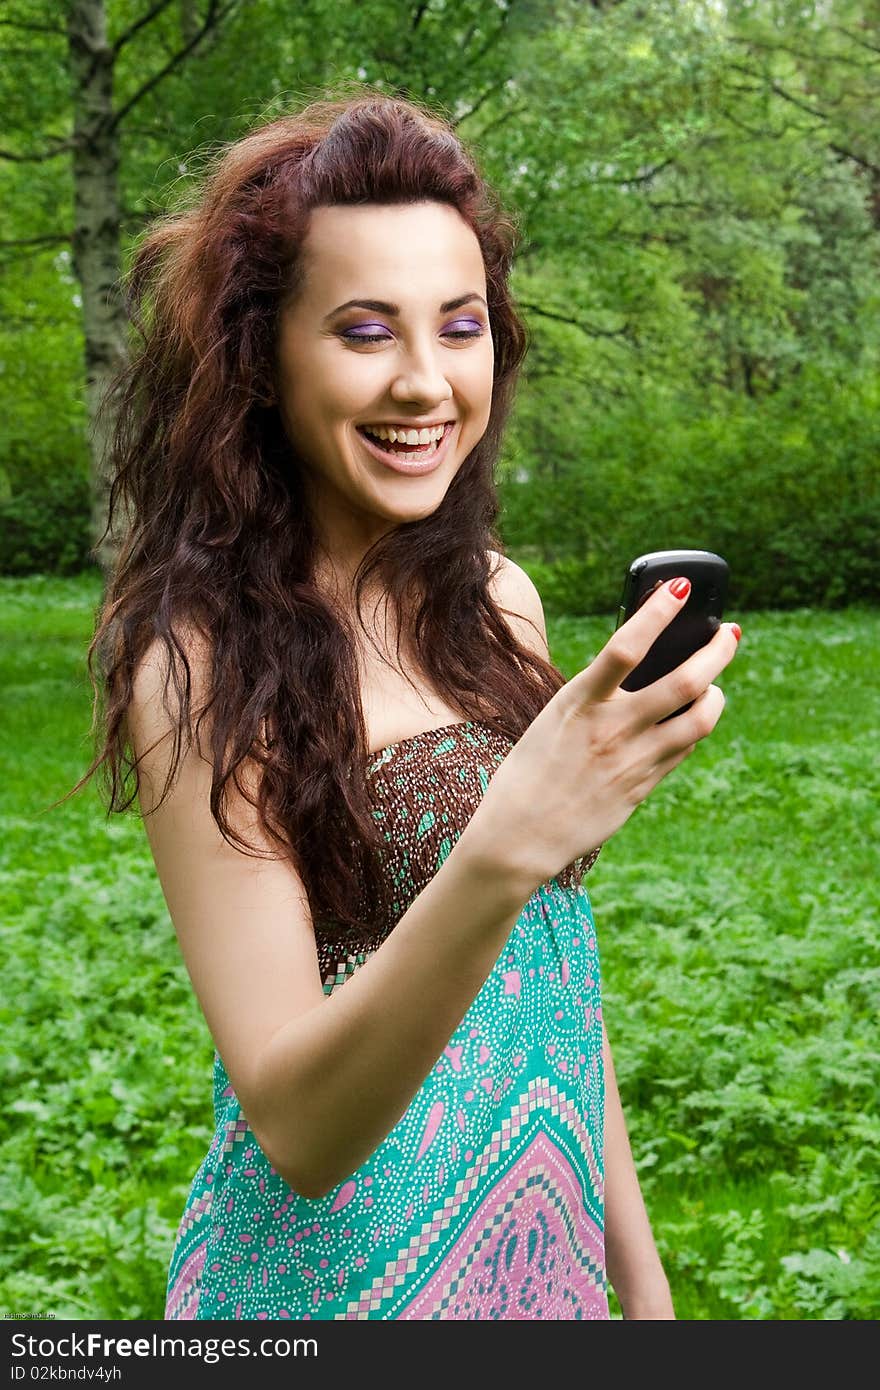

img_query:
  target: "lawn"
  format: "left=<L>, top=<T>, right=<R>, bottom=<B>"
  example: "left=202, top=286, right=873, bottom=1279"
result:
left=1, top=572, right=878, bottom=1320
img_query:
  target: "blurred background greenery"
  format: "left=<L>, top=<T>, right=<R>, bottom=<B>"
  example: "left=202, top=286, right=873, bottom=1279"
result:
left=1, top=0, right=878, bottom=1321
left=2, top=0, right=877, bottom=606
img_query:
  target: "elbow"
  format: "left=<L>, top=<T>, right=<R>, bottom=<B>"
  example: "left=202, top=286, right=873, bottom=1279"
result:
left=249, top=1044, right=345, bottom=1202
left=248, top=1049, right=332, bottom=1200
left=280, top=1169, right=332, bottom=1202
left=252, top=1123, right=334, bottom=1202
left=286, top=1162, right=334, bottom=1203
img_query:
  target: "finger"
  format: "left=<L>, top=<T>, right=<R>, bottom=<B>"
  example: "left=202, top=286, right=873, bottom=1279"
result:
left=628, top=740, right=696, bottom=804
left=651, top=682, right=727, bottom=752
left=634, top=624, right=739, bottom=726
left=575, top=577, right=693, bottom=704
left=627, top=684, right=725, bottom=803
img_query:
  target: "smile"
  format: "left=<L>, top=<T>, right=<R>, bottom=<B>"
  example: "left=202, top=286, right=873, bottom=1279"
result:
left=355, top=421, right=455, bottom=476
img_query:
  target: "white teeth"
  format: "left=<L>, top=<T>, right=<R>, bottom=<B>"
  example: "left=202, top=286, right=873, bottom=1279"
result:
left=397, top=450, right=437, bottom=462
left=375, top=437, right=441, bottom=462
left=362, top=423, right=446, bottom=444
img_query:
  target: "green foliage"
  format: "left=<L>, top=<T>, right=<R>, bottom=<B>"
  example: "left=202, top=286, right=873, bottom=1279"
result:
left=0, top=465, right=94, bottom=576
left=2, top=1, right=880, bottom=593
left=502, top=363, right=879, bottom=613
left=0, top=590, right=210, bottom=1317
left=1, top=576, right=878, bottom=1319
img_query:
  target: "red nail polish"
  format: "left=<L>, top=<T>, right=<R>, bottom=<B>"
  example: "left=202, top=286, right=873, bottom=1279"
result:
left=668, top=576, right=691, bottom=600
left=730, top=623, right=742, bottom=641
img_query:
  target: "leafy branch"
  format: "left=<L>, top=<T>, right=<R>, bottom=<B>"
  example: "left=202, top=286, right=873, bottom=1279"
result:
left=109, top=0, right=241, bottom=132
left=517, top=299, right=631, bottom=340
left=111, top=1, right=174, bottom=59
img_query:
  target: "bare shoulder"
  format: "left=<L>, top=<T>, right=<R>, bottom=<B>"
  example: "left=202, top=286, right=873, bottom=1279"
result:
left=127, top=624, right=208, bottom=772
left=486, top=549, right=550, bottom=661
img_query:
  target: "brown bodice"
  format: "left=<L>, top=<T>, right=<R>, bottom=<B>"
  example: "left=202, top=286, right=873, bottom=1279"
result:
left=312, top=718, right=601, bottom=994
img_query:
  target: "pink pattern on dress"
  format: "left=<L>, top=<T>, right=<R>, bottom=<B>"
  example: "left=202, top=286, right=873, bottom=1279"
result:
left=397, top=1131, right=607, bottom=1320
left=165, top=1239, right=208, bottom=1319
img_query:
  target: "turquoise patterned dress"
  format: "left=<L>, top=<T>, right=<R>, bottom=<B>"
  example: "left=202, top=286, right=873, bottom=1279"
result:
left=164, top=719, right=608, bottom=1320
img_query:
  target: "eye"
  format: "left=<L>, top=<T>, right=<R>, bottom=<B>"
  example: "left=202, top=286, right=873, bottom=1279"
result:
left=339, top=319, right=487, bottom=346
left=443, top=319, right=486, bottom=339
left=340, top=324, right=392, bottom=344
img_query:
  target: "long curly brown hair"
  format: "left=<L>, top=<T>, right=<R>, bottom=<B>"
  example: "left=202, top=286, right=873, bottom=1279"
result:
left=61, top=86, right=569, bottom=935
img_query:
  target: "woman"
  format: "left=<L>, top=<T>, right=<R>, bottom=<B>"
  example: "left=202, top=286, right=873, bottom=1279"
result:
left=75, top=90, right=739, bottom=1320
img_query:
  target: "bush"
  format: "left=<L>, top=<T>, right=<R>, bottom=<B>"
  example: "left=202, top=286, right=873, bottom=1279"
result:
left=501, top=364, right=879, bottom=614
left=0, top=468, right=94, bottom=576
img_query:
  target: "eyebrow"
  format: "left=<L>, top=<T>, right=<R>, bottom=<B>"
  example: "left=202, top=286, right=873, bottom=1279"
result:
left=323, top=292, right=487, bottom=322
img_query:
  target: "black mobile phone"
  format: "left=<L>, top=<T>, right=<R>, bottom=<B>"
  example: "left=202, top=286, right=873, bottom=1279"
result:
left=615, top=549, right=729, bottom=720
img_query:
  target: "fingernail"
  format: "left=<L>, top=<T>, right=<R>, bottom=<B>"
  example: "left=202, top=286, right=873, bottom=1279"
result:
left=730, top=623, right=742, bottom=642
left=668, top=576, right=691, bottom=600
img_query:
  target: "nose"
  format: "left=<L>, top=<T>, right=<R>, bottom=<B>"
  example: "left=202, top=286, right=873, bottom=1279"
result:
left=388, top=337, right=454, bottom=409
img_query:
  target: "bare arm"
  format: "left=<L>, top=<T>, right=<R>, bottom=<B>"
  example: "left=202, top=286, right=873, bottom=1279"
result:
left=254, top=836, right=528, bottom=1196
left=602, top=1023, right=675, bottom=1319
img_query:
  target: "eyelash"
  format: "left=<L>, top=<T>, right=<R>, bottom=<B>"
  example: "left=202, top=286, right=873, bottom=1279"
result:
left=340, top=327, right=486, bottom=345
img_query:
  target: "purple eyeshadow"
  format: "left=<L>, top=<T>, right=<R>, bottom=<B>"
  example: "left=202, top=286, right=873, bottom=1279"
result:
left=345, top=324, right=390, bottom=337
left=340, top=318, right=485, bottom=345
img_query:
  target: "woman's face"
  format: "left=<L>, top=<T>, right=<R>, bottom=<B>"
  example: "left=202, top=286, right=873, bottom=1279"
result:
left=274, top=200, right=494, bottom=575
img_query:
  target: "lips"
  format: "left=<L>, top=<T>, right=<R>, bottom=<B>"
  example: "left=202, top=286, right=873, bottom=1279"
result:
left=355, top=420, right=455, bottom=476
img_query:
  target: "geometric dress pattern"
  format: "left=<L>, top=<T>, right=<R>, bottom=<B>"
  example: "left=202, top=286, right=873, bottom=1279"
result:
left=164, top=718, right=608, bottom=1320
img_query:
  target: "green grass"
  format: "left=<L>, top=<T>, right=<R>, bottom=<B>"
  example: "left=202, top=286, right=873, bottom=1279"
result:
left=2, top=573, right=878, bottom=1320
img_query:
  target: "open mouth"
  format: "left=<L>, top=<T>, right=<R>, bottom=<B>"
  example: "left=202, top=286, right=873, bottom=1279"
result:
left=356, top=422, right=454, bottom=463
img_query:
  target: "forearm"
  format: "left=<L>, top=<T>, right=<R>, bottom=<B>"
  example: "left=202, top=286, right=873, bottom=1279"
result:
left=602, top=1023, right=675, bottom=1319
left=253, top=821, right=533, bottom=1199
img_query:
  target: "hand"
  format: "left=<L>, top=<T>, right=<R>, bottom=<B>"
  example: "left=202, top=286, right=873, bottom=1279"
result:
left=464, top=577, right=741, bottom=895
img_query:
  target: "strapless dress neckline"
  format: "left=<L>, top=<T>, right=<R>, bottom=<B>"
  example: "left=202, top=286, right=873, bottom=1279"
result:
left=367, top=717, right=496, bottom=759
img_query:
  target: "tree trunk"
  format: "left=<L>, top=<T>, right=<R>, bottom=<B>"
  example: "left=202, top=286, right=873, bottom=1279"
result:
left=67, top=0, right=129, bottom=583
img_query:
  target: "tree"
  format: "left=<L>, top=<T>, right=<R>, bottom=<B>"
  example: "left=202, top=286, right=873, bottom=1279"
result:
left=1, top=1, right=244, bottom=573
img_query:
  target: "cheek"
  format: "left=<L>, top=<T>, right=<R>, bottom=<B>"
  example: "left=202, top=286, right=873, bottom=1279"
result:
left=278, top=343, right=362, bottom=416
left=317, top=357, right=367, bottom=404
left=460, top=352, right=494, bottom=414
